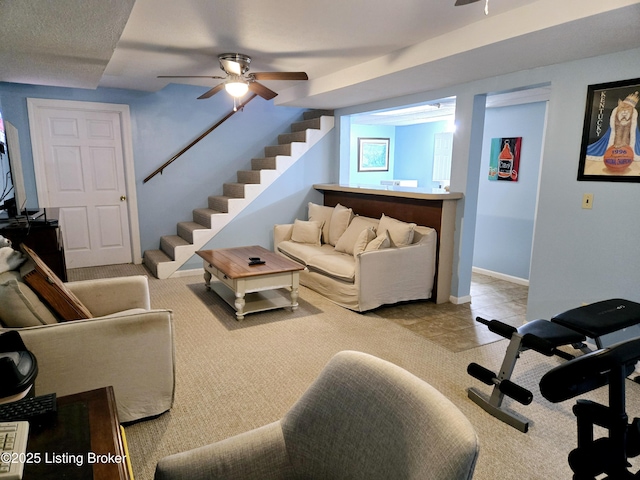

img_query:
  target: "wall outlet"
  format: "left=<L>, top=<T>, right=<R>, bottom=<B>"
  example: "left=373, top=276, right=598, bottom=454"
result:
left=582, top=193, right=594, bottom=209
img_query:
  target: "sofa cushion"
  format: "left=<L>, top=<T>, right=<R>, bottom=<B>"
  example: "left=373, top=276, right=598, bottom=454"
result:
left=277, top=241, right=333, bottom=266
left=308, top=202, right=334, bottom=244
left=307, top=253, right=356, bottom=283
left=335, top=216, right=378, bottom=255
left=365, top=230, right=391, bottom=251
left=328, top=204, right=353, bottom=246
left=291, top=219, right=323, bottom=245
left=0, top=271, right=59, bottom=327
left=378, top=214, right=416, bottom=247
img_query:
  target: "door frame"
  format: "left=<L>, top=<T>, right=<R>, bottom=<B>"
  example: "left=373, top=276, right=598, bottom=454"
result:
left=27, top=98, right=142, bottom=264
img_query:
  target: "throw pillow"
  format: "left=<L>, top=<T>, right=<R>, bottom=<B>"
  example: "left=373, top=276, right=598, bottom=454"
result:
left=328, top=203, right=353, bottom=246
left=308, top=202, right=334, bottom=244
left=0, top=271, right=59, bottom=327
left=365, top=230, right=391, bottom=252
left=378, top=214, right=417, bottom=247
left=352, top=228, right=377, bottom=257
left=291, top=219, right=323, bottom=245
left=334, top=216, right=377, bottom=255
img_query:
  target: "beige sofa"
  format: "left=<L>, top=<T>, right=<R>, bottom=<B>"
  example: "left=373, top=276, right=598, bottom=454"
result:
left=0, top=261, right=175, bottom=423
left=274, top=203, right=437, bottom=312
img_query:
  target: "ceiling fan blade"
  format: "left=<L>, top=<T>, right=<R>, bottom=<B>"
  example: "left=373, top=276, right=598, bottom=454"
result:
left=158, top=75, right=225, bottom=79
left=251, top=72, right=308, bottom=81
left=454, top=0, right=481, bottom=4
left=220, top=58, right=242, bottom=75
left=248, top=81, right=278, bottom=100
left=197, top=83, right=225, bottom=99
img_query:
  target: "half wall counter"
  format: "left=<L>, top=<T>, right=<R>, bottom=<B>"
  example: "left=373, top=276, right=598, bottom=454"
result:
left=313, top=184, right=462, bottom=304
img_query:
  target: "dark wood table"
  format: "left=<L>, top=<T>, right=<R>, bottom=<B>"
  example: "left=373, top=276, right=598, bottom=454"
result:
left=197, top=245, right=304, bottom=320
left=24, top=386, right=131, bottom=480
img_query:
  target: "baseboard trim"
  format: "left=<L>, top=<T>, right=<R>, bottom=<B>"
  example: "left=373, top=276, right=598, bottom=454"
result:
left=449, top=294, right=472, bottom=305
left=472, top=267, right=529, bottom=286
left=171, top=267, right=204, bottom=278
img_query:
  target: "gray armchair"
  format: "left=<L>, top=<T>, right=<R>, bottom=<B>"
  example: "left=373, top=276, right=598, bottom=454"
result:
left=155, top=350, right=478, bottom=480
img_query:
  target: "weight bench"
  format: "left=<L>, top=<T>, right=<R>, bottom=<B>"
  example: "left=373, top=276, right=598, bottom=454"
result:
left=540, top=336, right=640, bottom=479
left=467, top=298, right=640, bottom=433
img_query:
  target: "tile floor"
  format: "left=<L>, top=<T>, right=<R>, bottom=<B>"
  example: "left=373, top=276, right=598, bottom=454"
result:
left=367, top=272, right=529, bottom=352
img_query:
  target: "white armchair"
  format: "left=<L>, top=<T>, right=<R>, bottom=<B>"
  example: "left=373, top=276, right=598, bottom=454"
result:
left=0, top=274, right=175, bottom=423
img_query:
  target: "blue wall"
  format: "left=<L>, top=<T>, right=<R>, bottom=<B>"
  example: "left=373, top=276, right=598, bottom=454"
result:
left=0, top=82, right=336, bottom=268
left=395, top=121, right=450, bottom=189
left=473, top=102, right=547, bottom=280
left=3, top=45, right=640, bottom=320
left=337, top=46, right=640, bottom=318
left=348, top=123, right=395, bottom=185
left=349, top=120, right=450, bottom=189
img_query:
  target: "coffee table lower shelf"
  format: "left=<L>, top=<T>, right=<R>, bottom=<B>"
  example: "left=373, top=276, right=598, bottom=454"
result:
left=208, top=281, right=297, bottom=319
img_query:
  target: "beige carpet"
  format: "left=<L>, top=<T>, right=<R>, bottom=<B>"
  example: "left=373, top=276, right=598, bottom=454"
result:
left=68, top=265, right=640, bottom=479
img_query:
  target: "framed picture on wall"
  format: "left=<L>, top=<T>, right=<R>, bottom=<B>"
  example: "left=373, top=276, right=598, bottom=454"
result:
left=577, top=77, right=640, bottom=182
left=488, top=137, right=522, bottom=182
left=358, top=137, right=390, bottom=172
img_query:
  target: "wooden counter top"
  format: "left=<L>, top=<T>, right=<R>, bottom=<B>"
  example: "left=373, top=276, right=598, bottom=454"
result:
left=313, top=183, right=463, bottom=201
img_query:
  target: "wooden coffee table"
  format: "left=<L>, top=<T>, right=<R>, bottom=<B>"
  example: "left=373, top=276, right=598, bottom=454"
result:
left=197, top=246, right=304, bottom=321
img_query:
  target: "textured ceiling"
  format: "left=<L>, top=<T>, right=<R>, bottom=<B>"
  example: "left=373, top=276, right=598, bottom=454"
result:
left=0, top=0, right=135, bottom=89
left=0, top=0, right=638, bottom=109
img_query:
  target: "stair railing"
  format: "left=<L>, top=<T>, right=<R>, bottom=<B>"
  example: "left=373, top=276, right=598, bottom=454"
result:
left=143, top=94, right=258, bottom=183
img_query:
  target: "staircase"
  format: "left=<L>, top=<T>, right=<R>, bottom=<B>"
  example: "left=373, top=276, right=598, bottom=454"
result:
left=143, top=110, right=334, bottom=279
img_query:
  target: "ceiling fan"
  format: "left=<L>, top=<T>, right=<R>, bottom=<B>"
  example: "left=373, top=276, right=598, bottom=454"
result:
left=158, top=53, right=308, bottom=103
left=455, top=0, right=489, bottom=14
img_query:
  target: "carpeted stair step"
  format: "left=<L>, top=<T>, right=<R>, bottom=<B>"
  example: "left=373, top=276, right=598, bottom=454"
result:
left=208, top=195, right=231, bottom=213
left=251, top=157, right=278, bottom=170
left=291, top=117, right=323, bottom=132
left=160, top=235, right=190, bottom=260
left=278, top=131, right=307, bottom=144
left=237, top=170, right=261, bottom=183
left=303, top=109, right=334, bottom=120
left=264, top=144, right=292, bottom=157
left=193, top=208, right=223, bottom=228
left=177, top=221, right=208, bottom=243
left=223, top=183, right=246, bottom=198
left=143, top=249, right=171, bottom=278
left=144, top=112, right=335, bottom=279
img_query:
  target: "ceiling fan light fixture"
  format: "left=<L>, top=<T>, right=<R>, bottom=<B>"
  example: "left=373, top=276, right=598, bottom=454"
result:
left=224, top=76, right=249, bottom=97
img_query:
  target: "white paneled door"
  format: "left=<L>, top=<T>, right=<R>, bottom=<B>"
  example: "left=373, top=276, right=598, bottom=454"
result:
left=28, top=99, right=138, bottom=269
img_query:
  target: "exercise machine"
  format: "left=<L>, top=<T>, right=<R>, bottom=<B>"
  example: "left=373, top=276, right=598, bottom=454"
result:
left=467, top=298, right=640, bottom=432
left=540, top=336, right=640, bottom=479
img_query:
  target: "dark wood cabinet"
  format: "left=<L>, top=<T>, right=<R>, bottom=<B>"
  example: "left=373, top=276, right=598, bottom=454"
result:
left=24, top=387, right=131, bottom=480
left=0, top=220, right=67, bottom=281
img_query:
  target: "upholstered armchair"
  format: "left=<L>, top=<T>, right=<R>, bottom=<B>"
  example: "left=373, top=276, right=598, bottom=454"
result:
left=0, top=269, right=175, bottom=423
left=154, top=350, right=478, bottom=480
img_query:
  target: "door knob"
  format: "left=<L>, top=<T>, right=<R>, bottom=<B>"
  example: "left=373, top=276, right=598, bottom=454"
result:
left=120, top=195, right=127, bottom=201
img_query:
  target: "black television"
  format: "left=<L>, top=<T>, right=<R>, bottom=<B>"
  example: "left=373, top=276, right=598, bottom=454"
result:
left=0, top=110, right=27, bottom=220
